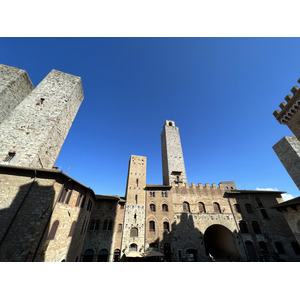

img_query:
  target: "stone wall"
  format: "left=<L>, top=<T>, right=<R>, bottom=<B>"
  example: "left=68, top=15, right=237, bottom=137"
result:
left=273, top=136, right=300, bottom=190
left=0, top=69, right=84, bottom=169
left=0, top=64, right=34, bottom=125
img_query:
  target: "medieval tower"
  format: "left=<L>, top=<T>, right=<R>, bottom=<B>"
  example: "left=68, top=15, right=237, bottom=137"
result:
left=0, top=66, right=84, bottom=169
left=121, top=155, right=147, bottom=256
left=273, top=80, right=300, bottom=190
left=161, top=120, right=187, bottom=185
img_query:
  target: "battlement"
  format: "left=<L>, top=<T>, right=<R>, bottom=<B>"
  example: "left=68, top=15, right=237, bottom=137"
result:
left=273, top=80, right=300, bottom=125
left=171, top=181, right=236, bottom=190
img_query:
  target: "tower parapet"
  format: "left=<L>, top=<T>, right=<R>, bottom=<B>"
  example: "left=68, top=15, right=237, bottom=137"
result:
left=273, top=80, right=300, bottom=141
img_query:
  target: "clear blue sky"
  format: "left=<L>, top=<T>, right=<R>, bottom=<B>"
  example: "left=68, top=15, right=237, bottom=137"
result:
left=1, top=38, right=300, bottom=199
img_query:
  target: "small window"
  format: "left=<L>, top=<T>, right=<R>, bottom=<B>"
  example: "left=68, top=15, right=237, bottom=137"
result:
left=136, top=178, right=139, bottom=187
left=86, top=199, right=92, bottom=211
left=162, top=204, right=168, bottom=212
left=275, top=242, right=286, bottom=254
left=169, top=122, right=173, bottom=126
left=65, top=190, right=72, bottom=205
left=120, top=203, right=124, bottom=209
left=68, top=221, right=76, bottom=237
left=234, top=203, right=241, bottom=213
left=162, top=191, right=168, bottom=197
left=75, top=194, right=82, bottom=207
left=259, top=241, right=269, bottom=255
left=118, top=224, right=122, bottom=232
left=48, top=220, right=59, bottom=240
left=255, top=197, right=263, bottom=207
left=95, top=219, right=100, bottom=231
left=135, top=194, right=138, bottom=204
left=150, top=204, right=156, bottom=212
left=103, top=220, right=108, bottom=230
left=89, top=219, right=96, bottom=231
left=58, top=188, right=68, bottom=203
left=130, top=227, right=138, bottom=237
left=80, top=196, right=86, bottom=208
left=260, top=209, right=269, bottom=219
left=252, top=221, right=262, bottom=234
left=213, top=202, right=221, bottom=213
left=108, top=220, right=113, bottom=231
left=163, top=221, right=170, bottom=232
left=149, top=221, right=155, bottom=231
left=291, top=241, right=300, bottom=255
left=239, top=221, right=248, bottom=234
left=3, top=152, right=15, bottom=162
left=183, top=202, right=190, bottom=212
left=245, top=203, right=253, bottom=214
left=198, top=202, right=206, bottom=213
left=150, top=191, right=155, bottom=197
left=81, top=217, right=86, bottom=234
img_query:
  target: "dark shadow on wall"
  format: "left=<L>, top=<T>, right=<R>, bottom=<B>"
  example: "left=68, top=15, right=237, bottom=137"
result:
left=146, top=213, right=243, bottom=262
left=80, top=197, right=118, bottom=262
left=225, top=191, right=300, bottom=262
left=0, top=172, right=56, bottom=262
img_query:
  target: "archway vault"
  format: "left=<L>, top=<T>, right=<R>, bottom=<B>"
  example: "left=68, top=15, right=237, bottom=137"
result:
left=204, top=224, right=240, bottom=262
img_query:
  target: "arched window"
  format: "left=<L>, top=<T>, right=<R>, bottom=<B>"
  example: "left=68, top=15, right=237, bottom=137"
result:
left=129, top=243, right=138, bottom=251
left=103, top=220, right=108, bottom=230
left=82, top=249, right=94, bottom=262
left=252, top=221, right=262, bottom=234
left=291, top=241, right=300, bottom=255
left=149, top=221, right=155, bottom=231
left=258, top=241, right=269, bottom=255
left=48, top=220, right=59, bottom=240
left=95, top=219, right=100, bottom=230
left=245, top=241, right=258, bottom=261
left=275, top=242, right=286, bottom=254
left=162, top=204, right=168, bottom=212
left=68, top=221, right=77, bottom=237
left=108, top=220, right=113, bottom=231
left=113, top=249, right=121, bottom=262
left=118, top=224, right=122, bottom=232
left=260, top=209, right=269, bottom=219
left=234, top=203, right=241, bottom=213
left=213, top=202, right=221, bottom=213
left=150, top=204, right=156, bottom=212
left=89, top=219, right=95, bottom=231
left=239, top=221, right=248, bottom=234
left=163, top=221, right=170, bottom=232
left=198, top=202, right=206, bottom=213
left=183, top=202, right=190, bottom=212
left=245, top=203, right=253, bottom=214
left=97, top=249, right=109, bottom=262
left=130, top=227, right=138, bottom=237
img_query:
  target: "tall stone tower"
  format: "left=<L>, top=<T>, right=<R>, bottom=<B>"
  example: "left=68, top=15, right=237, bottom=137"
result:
left=0, top=64, right=34, bottom=124
left=161, top=120, right=187, bottom=185
left=121, top=155, right=147, bottom=256
left=0, top=67, right=84, bottom=169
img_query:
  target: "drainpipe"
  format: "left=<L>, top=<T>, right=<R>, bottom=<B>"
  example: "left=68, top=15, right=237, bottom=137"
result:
left=0, top=170, right=37, bottom=249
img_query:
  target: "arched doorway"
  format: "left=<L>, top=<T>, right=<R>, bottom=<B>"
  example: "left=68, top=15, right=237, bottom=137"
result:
left=97, top=249, right=109, bottom=262
left=204, top=225, right=240, bottom=261
left=164, top=243, right=172, bottom=262
left=245, top=241, right=258, bottom=261
left=82, top=249, right=94, bottom=262
left=186, top=249, right=197, bottom=262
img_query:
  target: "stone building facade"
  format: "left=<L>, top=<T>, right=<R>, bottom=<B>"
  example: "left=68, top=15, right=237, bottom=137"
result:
left=81, top=121, right=300, bottom=262
left=1, top=64, right=300, bottom=262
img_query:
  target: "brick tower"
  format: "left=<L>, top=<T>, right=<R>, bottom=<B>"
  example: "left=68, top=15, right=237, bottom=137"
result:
left=121, top=155, right=147, bottom=258
left=0, top=68, right=84, bottom=169
left=273, top=79, right=300, bottom=190
left=161, top=120, right=187, bottom=185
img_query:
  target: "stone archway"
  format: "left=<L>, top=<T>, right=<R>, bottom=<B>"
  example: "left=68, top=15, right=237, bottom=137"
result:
left=204, top=224, right=240, bottom=262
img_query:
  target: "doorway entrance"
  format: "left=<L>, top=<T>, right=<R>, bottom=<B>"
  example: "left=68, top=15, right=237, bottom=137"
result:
left=204, top=225, right=240, bottom=261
